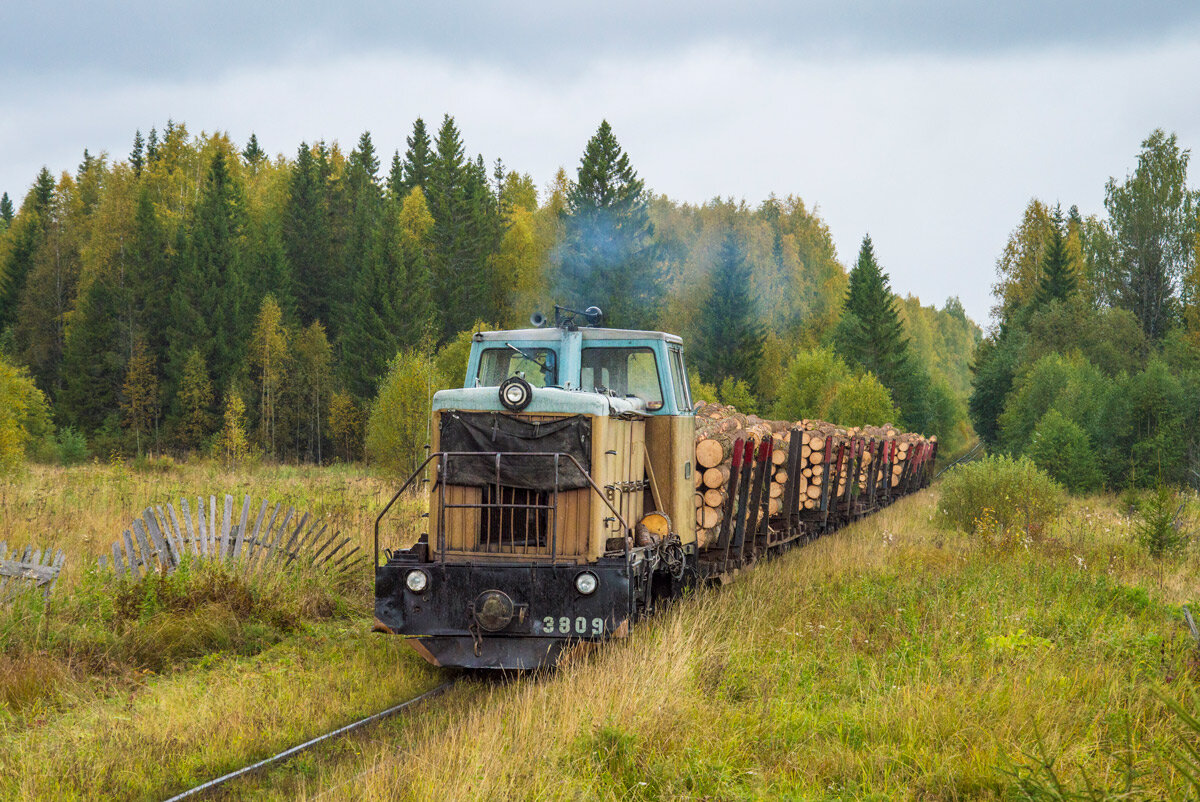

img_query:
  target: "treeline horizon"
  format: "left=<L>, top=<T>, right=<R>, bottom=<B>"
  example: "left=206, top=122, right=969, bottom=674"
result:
left=0, top=116, right=979, bottom=468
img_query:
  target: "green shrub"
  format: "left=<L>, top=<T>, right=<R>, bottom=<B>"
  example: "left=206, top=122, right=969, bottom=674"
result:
left=689, top=377, right=718, bottom=405
left=1026, top=410, right=1102, bottom=493
left=53, top=426, right=90, bottom=465
left=366, top=349, right=446, bottom=475
left=0, top=355, right=53, bottom=471
left=826, top=372, right=899, bottom=428
left=771, top=347, right=849, bottom=421
left=937, top=454, right=1065, bottom=539
left=717, top=377, right=758, bottom=414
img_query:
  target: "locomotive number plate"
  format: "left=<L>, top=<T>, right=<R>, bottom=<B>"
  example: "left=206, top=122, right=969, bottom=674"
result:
left=541, top=616, right=605, bottom=636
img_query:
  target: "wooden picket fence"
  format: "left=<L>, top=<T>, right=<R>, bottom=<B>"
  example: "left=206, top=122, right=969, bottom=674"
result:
left=0, top=543, right=66, bottom=602
left=100, top=495, right=363, bottom=579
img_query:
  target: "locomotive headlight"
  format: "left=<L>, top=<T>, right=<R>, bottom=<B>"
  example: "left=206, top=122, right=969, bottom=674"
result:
left=499, top=376, right=533, bottom=411
left=406, top=569, right=429, bottom=593
left=574, top=571, right=598, bottom=595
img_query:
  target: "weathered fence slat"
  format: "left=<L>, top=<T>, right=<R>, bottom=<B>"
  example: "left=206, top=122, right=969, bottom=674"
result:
left=306, top=528, right=337, bottom=565
left=232, top=496, right=252, bottom=560
left=286, top=521, right=323, bottom=566
left=132, top=519, right=158, bottom=573
left=123, top=530, right=141, bottom=580
left=318, top=537, right=350, bottom=566
left=219, top=495, right=234, bottom=560
left=209, top=496, right=218, bottom=558
left=144, top=509, right=173, bottom=569
left=195, top=498, right=208, bottom=558
left=111, top=542, right=125, bottom=576
left=166, top=504, right=187, bottom=561
left=331, top=545, right=360, bottom=569
left=244, top=500, right=269, bottom=569
left=276, top=512, right=310, bottom=567
left=180, top=499, right=199, bottom=557
left=161, top=504, right=184, bottom=562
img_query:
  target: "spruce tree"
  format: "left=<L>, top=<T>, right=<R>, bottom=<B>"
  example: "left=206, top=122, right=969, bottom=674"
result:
left=128, top=185, right=170, bottom=363
left=833, top=235, right=934, bottom=430
left=130, top=130, right=145, bottom=176
left=426, top=115, right=503, bottom=340
left=146, top=127, right=159, bottom=163
left=242, top=133, right=265, bottom=166
left=283, top=143, right=333, bottom=327
left=401, top=118, right=433, bottom=193
left=386, top=150, right=404, bottom=201
left=0, top=193, right=12, bottom=225
left=835, top=235, right=909, bottom=381
left=695, top=228, right=765, bottom=387
left=60, top=261, right=125, bottom=432
left=337, top=132, right=384, bottom=338
left=0, top=169, right=54, bottom=335
left=167, top=149, right=249, bottom=394
left=1033, top=206, right=1077, bottom=306
left=341, top=188, right=434, bottom=399
left=558, top=120, right=658, bottom=328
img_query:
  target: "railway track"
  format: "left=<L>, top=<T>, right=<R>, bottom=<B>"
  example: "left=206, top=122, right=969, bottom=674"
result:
left=161, top=680, right=456, bottom=801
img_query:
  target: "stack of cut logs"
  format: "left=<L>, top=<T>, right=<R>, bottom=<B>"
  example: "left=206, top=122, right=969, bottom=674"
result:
left=692, top=402, right=934, bottom=548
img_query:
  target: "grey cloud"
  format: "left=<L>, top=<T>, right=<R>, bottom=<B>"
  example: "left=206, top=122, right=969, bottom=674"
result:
left=4, top=1, right=1200, bottom=84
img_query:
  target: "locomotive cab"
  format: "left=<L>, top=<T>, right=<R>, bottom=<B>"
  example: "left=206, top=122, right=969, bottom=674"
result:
left=374, top=321, right=698, bottom=669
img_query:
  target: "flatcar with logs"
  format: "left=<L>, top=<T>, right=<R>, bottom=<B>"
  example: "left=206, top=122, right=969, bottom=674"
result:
left=373, top=307, right=937, bottom=669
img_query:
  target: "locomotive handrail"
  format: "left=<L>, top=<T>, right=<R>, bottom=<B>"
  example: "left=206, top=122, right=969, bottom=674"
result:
left=374, top=451, right=632, bottom=567
left=375, top=453, right=441, bottom=567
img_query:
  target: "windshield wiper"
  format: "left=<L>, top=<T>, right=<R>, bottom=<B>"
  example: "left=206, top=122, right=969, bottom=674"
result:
left=505, top=342, right=556, bottom=384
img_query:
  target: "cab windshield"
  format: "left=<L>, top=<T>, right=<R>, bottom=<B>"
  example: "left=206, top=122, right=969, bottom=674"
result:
left=580, top=347, right=663, bottom=408
left=476, top=347, right=556, bottom=387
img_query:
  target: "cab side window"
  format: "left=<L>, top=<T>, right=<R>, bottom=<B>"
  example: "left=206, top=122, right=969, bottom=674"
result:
left=668, top=347, right=691, bottom=412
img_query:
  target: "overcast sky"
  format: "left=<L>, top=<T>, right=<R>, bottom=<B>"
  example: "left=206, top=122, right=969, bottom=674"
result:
left=4, top=2, right=1200, bottom=326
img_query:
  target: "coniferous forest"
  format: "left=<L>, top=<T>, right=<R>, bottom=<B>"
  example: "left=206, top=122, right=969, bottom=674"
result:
left=0, top=116, right=980, bottom=471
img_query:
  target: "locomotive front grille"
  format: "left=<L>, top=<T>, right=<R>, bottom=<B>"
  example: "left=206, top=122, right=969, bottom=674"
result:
left=479, top=485, right=550, bottom=550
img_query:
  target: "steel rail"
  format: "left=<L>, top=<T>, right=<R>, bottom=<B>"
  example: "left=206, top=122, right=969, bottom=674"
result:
left=933, top=440, right=984, bottom=480
left=160, top=680, right=456, bottom=801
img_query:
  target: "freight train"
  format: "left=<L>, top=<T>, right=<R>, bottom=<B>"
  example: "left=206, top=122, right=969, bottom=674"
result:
left=373, top=307, right=936, bottom=669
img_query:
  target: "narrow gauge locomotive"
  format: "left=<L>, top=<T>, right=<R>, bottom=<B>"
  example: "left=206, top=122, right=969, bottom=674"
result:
left=373, top=309, right=936, bottom=669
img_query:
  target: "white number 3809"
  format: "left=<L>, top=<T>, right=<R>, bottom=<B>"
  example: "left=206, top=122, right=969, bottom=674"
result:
left=542, top=615, right=604, bottom=636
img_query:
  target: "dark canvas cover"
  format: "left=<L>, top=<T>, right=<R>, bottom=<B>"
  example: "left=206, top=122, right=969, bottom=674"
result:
left=439, top=411, right=592, bottom=490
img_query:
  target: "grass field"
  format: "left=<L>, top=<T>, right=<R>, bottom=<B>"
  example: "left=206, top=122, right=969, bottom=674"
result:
left=2, top=462, right=1200, bottom=799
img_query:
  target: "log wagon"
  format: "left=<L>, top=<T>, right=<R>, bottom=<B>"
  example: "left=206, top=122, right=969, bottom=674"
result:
left=373, top=308, right=936, bottom=669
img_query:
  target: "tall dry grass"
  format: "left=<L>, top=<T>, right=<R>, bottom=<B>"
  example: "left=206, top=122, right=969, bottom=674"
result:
left=216, top=492, right=1200, bottom=801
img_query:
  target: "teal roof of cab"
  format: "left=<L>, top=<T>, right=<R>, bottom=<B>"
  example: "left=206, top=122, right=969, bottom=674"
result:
left=474, top=327, right=683, bottom=345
